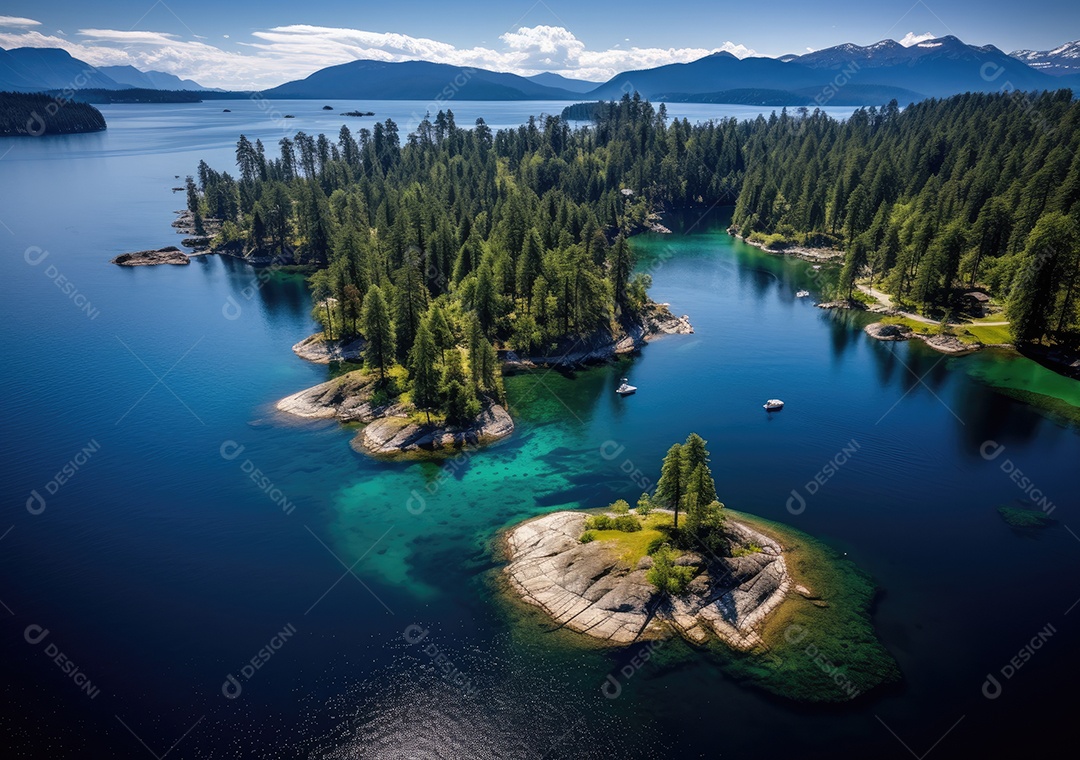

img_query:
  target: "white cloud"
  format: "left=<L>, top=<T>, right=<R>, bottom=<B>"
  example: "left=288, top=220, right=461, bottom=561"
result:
left=899, top=32, right=937, bottom=47
left=0, top=15, right=40, bottom=28
left=0, top=23, right=757, bottom=89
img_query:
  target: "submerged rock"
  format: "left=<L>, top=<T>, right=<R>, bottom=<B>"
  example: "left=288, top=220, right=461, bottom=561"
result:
left=110, top=246, right=189, bottom=266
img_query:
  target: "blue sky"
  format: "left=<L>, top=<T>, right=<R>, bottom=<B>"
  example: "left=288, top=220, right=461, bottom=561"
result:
left=0, top=0, right=1076, bottom=88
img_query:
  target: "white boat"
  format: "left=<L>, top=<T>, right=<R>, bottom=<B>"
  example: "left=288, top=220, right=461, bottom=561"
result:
left=796, top=290, right=810, bottom=298
left=616, top=378, right=637, bottom=396
left=763, top=399, right=784, bottom=411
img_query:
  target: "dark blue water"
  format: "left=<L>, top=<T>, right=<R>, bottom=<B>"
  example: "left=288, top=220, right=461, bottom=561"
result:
left=2, top=104, right=1079, bottom=758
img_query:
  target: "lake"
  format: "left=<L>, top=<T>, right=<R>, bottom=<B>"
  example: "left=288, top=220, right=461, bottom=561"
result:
left=1, top=101, right=1078, bottom=758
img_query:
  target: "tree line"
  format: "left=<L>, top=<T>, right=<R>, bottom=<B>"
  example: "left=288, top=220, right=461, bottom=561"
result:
left=188, top=94, right=751, bottom=419
left=0, top=91, right=106, bottom=136
left=730, top=91, right=1080, bottom=345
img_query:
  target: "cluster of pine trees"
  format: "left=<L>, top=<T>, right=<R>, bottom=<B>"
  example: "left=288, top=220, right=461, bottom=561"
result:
left=652, top=433, right=726, bottom=554
left=187, top=95, right=753, bottom=418
left=0, top=92, right=106, bottom=136
left=731, top=92, right=1080, bottom=344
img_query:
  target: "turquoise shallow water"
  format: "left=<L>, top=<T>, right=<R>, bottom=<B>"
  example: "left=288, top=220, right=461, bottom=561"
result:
left=1, top=105, right=1079, bottom=757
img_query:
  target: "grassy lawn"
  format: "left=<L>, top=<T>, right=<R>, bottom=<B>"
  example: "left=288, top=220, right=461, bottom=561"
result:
left=589, top=512, right=673, bottom=566
left=878, top=315, right=936, bottom=334
left=877, top=314, right=1014, bottom=346
left=966, top=323, right=1013, bottom=344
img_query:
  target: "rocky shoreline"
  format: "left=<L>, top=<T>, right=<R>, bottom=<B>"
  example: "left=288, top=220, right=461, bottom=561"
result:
left=863, top=321, right=981, bottom=355
left=727, top=226, right=843, bottom=263
left=291, top=333, right=366, bottom=364
left=110, top=246, right=190, bottom=266
left=503, top=510, right=792, bottom=650
left=275, top=367, right=514, bottom=457
left=504, top=301, right=693, bottom=369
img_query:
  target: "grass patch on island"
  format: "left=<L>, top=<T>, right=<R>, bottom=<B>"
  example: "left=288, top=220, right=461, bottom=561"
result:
left=586, top=512, right=673, bottom=566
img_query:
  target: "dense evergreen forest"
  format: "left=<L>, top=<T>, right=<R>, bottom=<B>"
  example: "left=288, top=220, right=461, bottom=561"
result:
left=189, top=91, right=1080, bottom=418
left=189, top=95, right=749, bottom=419
left=731, top=91, right=1080, bottom=345
left=0, top=92, right=106, bottom=135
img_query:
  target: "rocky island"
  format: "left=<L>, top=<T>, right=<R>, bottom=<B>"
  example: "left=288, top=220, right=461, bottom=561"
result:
left=500, top=433, right=900, bottom=703
left=110, top=246, right=190, bottom=266
left=505, top=509, right=788, bottom=649
left=276, top=366, right=513, bottom=456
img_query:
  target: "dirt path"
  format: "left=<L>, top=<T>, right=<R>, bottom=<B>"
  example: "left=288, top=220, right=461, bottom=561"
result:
left=856, top=283, right=1010, bottom=328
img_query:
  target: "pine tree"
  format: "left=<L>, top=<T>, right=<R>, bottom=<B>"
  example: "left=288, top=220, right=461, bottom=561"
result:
left=441, top=349, right=480, bottom=424
left=654, top=443, right=685, bottom=529
left=409, top=316, right=439, bottom=424
left=361, top=285, right=396, bottom=382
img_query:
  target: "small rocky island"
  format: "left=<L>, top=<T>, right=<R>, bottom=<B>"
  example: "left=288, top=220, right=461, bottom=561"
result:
left=110, top=246, right=190, bottom=266
left=501, top=434, right=900, bottom=703
left=276, top=366, right=514, bottom=456
left=506, top=509, right=788, bottom=649
left=279, top=299, right=692, bottom=457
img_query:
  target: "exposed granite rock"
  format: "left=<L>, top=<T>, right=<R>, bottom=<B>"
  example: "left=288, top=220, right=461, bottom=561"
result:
left=291, top=332, right=366, bottom=364
left=504, top=511, right=790, bottom=649
left=110, top=246, right=189, bottom=266
left=922, top=333, right=980, bottom=355
left=357, top=402, right=514, bottom=456
left=275, top=368, right=514, bottom=456
left=864, top=322, right=981, bottom=355
left=864, top=322, right=913, bottom=341
left=181, top=236, right=212, bottom=251
left=171, top=209, right=221, bottom=237
left=727, top=225, right=843, bottom=262
left=816, top=300, right=865, bottom=311
left=504, top=301, right=693, bottom=369
left=275, top=369, right=389, bottom=422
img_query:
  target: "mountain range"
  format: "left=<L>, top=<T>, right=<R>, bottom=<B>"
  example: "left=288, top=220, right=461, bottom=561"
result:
left=2, top=36, right=1077, bottom=107
left=1009, top=41, right=1080, bottom=76
left=0, top=47, right=213, bottom=92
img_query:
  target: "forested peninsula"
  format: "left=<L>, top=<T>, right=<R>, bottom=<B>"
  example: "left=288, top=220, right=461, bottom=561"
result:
left=0, top=91, right=106, bottom=136
left=731, top=91, right=1080, bottom=356
left=185, top=98, right=702, bottom=455
left=180, top=91, right=1080, bottom=454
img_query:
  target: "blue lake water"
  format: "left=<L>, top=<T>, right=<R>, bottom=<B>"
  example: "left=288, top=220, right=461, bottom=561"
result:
left=1, top=101, right=1078, bottom=758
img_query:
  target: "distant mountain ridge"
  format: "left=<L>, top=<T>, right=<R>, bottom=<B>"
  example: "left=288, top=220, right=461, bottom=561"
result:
left=97, top=65, right=215, bottom=91
left=3, top=35, right=1077, bottom=108
left=0, top=47, right=214, bottom=93
left=525, top=72, right=600, bottom=93
left=1010, top=40, right=1080, bottom=76
left=262, top=59, right=578, bottom=100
